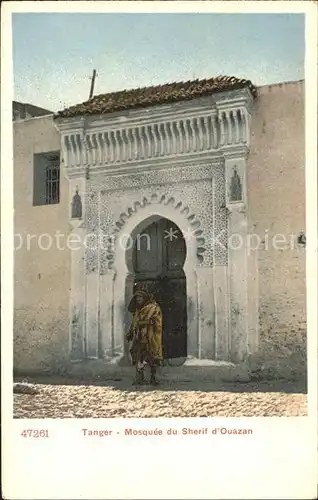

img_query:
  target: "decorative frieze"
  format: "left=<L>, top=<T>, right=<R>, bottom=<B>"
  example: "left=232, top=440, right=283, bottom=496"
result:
left=55, top=88, right=254, bottom=175
left=61, top=109, right=250, bottom=171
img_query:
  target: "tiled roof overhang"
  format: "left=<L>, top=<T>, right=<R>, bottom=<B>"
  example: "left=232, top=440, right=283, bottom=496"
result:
left=54, top=75, right=257, bottom=119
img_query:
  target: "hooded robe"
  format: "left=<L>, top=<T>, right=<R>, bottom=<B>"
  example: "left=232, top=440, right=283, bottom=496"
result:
left=127, top=290, right=163, bottom=366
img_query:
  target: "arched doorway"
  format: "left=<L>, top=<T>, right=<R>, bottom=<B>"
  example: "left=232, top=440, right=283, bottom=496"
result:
left=127, top=216, right=187, bottom=359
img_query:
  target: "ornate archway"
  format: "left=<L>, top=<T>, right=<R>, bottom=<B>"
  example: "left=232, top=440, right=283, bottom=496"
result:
left=106, top=193, right=206, bottom=269
left=110, top=196, right=204, bottom=362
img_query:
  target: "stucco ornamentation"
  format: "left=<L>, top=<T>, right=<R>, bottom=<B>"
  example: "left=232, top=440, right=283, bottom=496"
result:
left=213, top=163, right=228, bottom=265
left=84, top=162, right=228, bottom=274
left=108, top=193, right=204, bottom=269
left=85, top=188, right=99, bottom=273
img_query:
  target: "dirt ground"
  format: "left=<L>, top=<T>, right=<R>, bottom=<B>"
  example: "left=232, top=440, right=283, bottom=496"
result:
left=13, top=375, right=307, bottom=418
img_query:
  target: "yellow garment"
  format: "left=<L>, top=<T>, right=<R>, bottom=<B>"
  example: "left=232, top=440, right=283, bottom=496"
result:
left=130, top=300, right=163, bottom=362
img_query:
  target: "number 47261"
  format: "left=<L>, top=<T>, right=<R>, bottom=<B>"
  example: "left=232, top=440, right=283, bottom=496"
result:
left=21, top=429, right=49, bottom=438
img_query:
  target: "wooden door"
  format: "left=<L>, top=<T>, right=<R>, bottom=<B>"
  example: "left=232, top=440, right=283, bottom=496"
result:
left=132, top=218, right=187, bottom=359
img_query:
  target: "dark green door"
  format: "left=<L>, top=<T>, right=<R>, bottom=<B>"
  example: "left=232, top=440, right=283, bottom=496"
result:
left=132, top=218, right=187, bottom=359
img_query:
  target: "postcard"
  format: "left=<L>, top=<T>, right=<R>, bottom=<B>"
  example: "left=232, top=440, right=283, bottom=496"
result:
left=2, top=1, right=317, bottom=499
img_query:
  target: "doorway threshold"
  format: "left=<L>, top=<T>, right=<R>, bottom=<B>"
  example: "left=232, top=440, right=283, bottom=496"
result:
left=184, top=357, right=236, bottom=367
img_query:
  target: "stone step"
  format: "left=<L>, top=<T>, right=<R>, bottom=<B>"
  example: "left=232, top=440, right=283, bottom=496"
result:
left=64, top=358, right=251, bottom=383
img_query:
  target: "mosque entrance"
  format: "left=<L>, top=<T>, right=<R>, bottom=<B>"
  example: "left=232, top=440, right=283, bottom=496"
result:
left=131, top=217, right=187, bottom=359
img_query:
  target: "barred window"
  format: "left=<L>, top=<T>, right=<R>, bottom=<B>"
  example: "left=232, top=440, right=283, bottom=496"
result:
left=45, top=155, right=60, bottom=204
left=33, top=151, right=60, bottom=206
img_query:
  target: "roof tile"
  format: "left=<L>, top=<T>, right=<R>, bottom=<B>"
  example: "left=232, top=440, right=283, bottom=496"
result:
left=55, top=75, right=257, bottom=119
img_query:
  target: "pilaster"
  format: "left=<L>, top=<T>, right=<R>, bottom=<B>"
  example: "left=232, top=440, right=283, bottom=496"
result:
left=63, top=146, right=89, bottom=361
left=69, top=220, right=86, bottom=360
left=213, top=265, right=230, bottom=361
left=195, top=266, right=215, bottom=359
left=99, top=270, right=116, bottom=358
left=85, top=272, right=99, bottom=358
left=225, top=155, right=249, bottom=363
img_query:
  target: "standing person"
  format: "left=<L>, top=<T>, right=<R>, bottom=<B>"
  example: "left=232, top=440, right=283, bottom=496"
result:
left=126, top=289, right=163, bottom=386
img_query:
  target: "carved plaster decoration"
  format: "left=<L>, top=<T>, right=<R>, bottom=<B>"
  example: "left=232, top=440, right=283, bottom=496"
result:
left=60, top=109, right=248, bottom=171
left=83, top=163, right=228, bottom=274
left=213, top=163, right=228, bottom=265
left=106, top=193, right=205, bottom=268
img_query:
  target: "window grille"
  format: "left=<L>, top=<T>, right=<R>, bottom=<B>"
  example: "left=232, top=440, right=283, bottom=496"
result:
left=45, top=154, right=60, bottom=205
left=33, top=151, right=60, bottom=206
